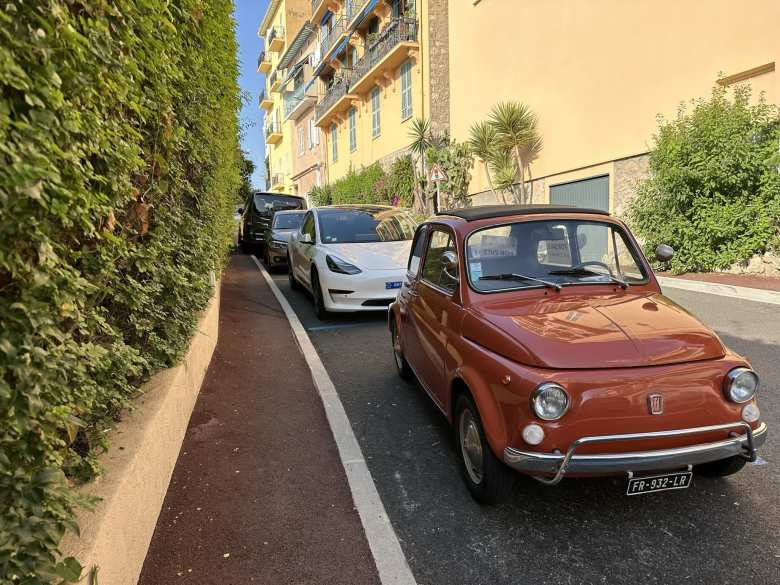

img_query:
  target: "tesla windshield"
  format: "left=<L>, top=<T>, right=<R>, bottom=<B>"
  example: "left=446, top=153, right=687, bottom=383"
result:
left=318, top=207, right=418, bottom=244
left=467, top=219, right=648, bottom=292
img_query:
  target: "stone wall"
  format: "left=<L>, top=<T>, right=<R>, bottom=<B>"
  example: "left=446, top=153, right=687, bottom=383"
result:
left=427, top=0, right=450, bottom=137
left=613, top=153, right=650, bottom=217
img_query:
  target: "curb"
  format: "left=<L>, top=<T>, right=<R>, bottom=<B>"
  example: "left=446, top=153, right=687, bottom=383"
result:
left=657, top=277, right=780, bottom=306
left=251, top=256, right=417, bottom=585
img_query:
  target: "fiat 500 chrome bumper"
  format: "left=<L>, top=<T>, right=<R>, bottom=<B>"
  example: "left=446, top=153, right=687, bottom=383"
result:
left=504, top=421, right=767, bottom=486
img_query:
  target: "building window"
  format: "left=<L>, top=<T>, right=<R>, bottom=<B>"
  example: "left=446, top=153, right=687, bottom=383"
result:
left=371, top=87, right=381, bottom=139
left=298, top=127, right=305, bottom=156
left=348, top=107, right=357, bottom=152
left=331, top=123, right=338, bottom=162
left=400, top=60, right=412, bottom=120
left=309, top=119, right=319, bottom=149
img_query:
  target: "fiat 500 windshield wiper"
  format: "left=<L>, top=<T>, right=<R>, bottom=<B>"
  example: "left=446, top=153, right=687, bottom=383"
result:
left=479, top=273, right=562, bottom=292
left=548, top=268, right=628, bottom=289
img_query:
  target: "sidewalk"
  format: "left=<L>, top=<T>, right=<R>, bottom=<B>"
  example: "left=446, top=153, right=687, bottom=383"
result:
left=138, top=254, right=380, bottom=585
left=658, top=271, right=780, bottom=292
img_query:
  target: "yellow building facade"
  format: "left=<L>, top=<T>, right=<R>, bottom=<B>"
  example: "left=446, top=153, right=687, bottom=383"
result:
left=260, top=1, right=778, bottom=211
left=448, top=0, right=779, bottom=212
left=258, top=0, right=310, bottom=194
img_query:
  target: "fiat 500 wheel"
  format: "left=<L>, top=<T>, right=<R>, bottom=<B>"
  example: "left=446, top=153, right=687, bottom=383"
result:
left=454, top=393, right=515, bottom=505
left=696, top=454, right=747, bottom=478
left=390, top=318, right=413, bottom=380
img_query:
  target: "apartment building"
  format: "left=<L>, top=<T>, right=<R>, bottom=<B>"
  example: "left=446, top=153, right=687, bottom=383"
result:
left=448, top=0, right=779, bottom=213
left=279, top=23, right=325, bottom=200
left=258, top=0, right=310, bottom=193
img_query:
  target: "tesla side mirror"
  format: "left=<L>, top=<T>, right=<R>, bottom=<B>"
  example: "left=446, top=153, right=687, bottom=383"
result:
left=300, top=233, right=312, bottom=244
left=442, top=250, right=458, bottom=281
left=655, top=244, right=675, bottom=263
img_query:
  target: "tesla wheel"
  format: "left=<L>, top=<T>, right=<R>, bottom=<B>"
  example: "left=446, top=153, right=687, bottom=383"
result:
left=288, top=256, right=300, bottom=290
left=455, top=393, right=515, bottom=505
left=390, top=318, right=413, bottom=380
left=311, top=270, right=328, bottom=321
left=696, top=455, right=747, bottom=478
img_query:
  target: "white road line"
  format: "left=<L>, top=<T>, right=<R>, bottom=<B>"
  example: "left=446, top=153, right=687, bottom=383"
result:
left=658, top=277, right=780, bottom=306
left=251, top=256, right=416, bottom=585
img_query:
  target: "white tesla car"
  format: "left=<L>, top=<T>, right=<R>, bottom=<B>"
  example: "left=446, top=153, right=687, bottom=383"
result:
left=287, top=205, right=418, bottom=319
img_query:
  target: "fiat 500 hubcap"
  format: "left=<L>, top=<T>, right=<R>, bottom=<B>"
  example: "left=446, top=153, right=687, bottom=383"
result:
left=459, top=409, right=483, bottom=484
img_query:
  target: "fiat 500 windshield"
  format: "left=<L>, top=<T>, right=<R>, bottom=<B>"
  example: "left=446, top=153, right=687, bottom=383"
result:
left=466, top=219, right=648, bottom=292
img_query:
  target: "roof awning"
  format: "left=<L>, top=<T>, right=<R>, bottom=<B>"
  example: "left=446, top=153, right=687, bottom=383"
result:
left=304, top=77, right=317, bottom=92
left=277, top=22, right=314, bottom=70
left=281, top=58, right=307, bottom=88
left=348, top=0, right=378, bottom=32
left=320, top=10, right=332, bottom=26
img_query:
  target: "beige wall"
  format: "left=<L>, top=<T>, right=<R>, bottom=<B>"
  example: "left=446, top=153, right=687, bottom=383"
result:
left=292, top=105, right=324, bottom=199
left=450, top=0, right=779, bottom=199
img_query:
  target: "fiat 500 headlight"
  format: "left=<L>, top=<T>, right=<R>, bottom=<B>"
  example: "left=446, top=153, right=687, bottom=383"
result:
left=723, top=367, right=759, bottom=403
left=531, top=383, right=570, bottom=421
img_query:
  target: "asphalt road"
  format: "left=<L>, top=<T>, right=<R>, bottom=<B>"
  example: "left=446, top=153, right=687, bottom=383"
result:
left=267, top=264, right=779, bottom=585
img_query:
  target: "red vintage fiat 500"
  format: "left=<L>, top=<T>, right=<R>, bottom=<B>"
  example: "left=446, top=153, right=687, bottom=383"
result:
left=389, top=205, right=766, bottom=504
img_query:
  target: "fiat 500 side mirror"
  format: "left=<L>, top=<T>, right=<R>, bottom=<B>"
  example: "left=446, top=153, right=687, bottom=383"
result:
left=655, top=244, right=675, bottom=262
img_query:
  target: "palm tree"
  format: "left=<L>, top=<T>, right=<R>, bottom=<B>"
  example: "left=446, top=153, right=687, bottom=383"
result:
left=408, top=117, right=432, bottom=212
left=488, top=101, right=542, bottom=203
left=468, top=121, right=505, bottom=203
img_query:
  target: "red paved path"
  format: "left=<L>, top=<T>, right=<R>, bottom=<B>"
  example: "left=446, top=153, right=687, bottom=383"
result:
left=659, top=272, right=780, bottom=292
left=138, top=255, right=379, bottom=585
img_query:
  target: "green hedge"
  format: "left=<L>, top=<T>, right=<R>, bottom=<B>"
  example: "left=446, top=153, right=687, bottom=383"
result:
left=628, top=84, right=780, bottom=272
left=310, top=157, right=416, bottom=208
left=0, top=1, right=241, bottom=582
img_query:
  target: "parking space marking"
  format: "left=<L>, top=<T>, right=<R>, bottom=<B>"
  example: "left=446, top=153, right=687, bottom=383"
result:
left=252, top=256, right=417, bottom=585
left=306, top=321, right=382, bottom=333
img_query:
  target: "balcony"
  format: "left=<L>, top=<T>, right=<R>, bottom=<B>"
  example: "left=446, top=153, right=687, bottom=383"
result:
left=270, top=173, right=286, bottom=191
left=284, top=84, right=316, bottom=121
left=257, top=50, right=271, bottom=73
left=314, top=74, right=356, bottom=127
left=350, top=17, right=418, bottom=95
left=267, top=26, right=285, bottom=52
left=319, top=18, right=347, bottom=64
left=311, top=0, right=331, bottom=26
left=264, top=118, right=283, bottom=144
left=259, top=90, right=273, bottom=110
left=269, top=68, right=284, bottom=93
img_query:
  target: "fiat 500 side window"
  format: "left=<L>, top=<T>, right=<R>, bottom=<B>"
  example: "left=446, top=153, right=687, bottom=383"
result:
left=407, top=226, right=428, bottom=277
left=421, top=230, right=458, bottom=293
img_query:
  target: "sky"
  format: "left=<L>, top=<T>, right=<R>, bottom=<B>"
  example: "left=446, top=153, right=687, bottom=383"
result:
left=234, top=0, right=270, bottom=189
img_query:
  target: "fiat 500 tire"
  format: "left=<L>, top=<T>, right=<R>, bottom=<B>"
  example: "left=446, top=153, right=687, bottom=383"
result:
left=390, top=318, right=413, bottom=380
left=454, top=393, right=515, bottom=505
left=696, top=455, right=747, bottom=477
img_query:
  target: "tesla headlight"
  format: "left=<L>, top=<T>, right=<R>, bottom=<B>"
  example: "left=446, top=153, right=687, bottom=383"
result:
left=326, top=255, right=362, bottom=275
left=724, top=367, right=759, bottom=403
left=531, top=383, right=570, bottom=421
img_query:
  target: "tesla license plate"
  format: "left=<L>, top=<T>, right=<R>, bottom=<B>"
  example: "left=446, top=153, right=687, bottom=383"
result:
left=626, top=471, right=692, bottom=495
left=385, top=281, right=402, bottom=290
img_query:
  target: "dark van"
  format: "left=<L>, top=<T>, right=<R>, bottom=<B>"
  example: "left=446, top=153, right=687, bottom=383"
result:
left=238, top=192, right=306, bottom=254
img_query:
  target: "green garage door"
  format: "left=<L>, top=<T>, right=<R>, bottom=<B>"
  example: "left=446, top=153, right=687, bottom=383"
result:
left=549, top=175, right=609, bottom=212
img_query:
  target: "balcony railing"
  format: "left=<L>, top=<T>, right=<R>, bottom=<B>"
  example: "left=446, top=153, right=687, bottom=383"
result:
left=283, top=84, right=306, bottom=117
left=352, top=17, right=417, bottom=83
left=319, top=18, right=346, bottom=60
left=269, top=68, right=285, bottom=91
left=270, top=173, right=285, bottom=188
left=264, top=117, right=281, bottom=136
left=267, top=26, right=285, bottom=51
left=315, top=74, right=351, bottom=121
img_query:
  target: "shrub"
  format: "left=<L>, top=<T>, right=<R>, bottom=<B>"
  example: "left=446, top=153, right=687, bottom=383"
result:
left=627, top=84, right=780, bottom=272
left=427, top=140, right=474, bottom=209
left=0, top=1, right=241, bottom=582
left=310, top=184, right=333, bottom=206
